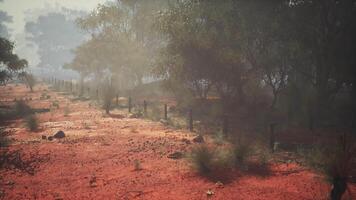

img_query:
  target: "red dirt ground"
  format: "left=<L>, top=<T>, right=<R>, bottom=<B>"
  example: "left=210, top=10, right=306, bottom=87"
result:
left=0, top=84, right=355, bottom=200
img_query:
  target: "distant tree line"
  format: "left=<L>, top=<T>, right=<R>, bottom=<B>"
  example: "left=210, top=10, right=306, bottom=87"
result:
left=66, top=0, right=356, bottom=131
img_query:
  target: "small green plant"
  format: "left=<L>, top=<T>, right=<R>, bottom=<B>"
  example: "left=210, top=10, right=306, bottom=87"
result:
left=25, top=115, right=38, bottom=131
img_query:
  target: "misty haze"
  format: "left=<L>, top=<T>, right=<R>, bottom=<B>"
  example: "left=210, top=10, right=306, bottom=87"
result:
left=0, top=1, right=356, bottom=200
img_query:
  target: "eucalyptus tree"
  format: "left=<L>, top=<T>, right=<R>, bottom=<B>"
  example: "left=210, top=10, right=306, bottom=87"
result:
left=0, top=37, right=28, bottom=85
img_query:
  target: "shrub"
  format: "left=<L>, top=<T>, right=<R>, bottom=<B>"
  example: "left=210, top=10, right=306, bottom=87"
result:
left=190, top=145, right=214, bottom=175
left=0, top=129, right=11, bottom=147
left=14, top=100, right=32, bottom=116
left=25, top=115, right=38, bottom=131
left=258, top=150, right=270, bottom=167
left=233, top=143, right=252, bottom=167
left=52, top=101, right=59, bottom=109
left=299, top=136, right=354, bottom=200
left=189, top=145, right=235, bottom=179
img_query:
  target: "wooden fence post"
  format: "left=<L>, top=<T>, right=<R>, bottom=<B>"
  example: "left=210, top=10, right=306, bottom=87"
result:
left=222, top=115, right=228, bottom=135
left=189, top=109, right=193, bottom=132
left=143, top=100, right=147, bottom=116
left=116, top=94, right=119, bottom=106
left=128, top=97, right=132, bottom=113
left=164, top=104, right=168, bottom=120
left=270, top=123, right=276, bottom=153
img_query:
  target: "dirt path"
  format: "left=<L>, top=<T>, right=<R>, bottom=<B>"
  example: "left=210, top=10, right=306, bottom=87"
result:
left=0, top=84, right=353, bottom=200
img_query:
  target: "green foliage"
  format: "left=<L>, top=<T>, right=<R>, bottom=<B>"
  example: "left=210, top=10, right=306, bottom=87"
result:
left=0, top=37, right=28, bottom=85
left=25, top=115, right=38, bottom=132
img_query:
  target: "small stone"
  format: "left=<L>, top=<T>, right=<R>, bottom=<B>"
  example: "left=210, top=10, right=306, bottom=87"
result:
left=41, top=135, right=47, bottom=140
left=206, top=189, right=214, bottom=196
left=193, top=135, right=204, bottom=143
left=48, top=136, right=53, bottom=141
left=215, top=181, right=224, bottom=188
left=53, top=130, right=65, bottom=139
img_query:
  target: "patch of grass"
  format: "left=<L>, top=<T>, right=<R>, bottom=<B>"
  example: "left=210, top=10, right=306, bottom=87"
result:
left=25, top=115, right=38, bottom=132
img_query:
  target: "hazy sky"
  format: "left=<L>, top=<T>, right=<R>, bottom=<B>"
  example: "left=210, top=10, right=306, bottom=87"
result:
left=0, top=0, right=110, bottom=67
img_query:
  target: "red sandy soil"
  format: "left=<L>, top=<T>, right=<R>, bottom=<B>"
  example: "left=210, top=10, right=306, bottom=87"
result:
left=0, top=84, right=355, bottom=200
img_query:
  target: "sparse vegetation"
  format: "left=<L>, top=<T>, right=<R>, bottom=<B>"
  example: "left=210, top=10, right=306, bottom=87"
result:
left=14, top=100, right=32, bottom=116
left=25, top=115, right=38, bottom=132
left=297, top=137, right=354, bottom=200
